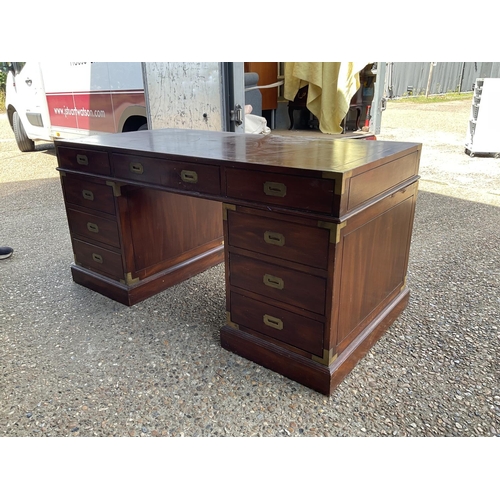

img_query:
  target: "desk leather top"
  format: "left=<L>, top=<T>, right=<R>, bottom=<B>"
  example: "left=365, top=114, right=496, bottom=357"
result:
left=56, top=128, right=421, bottom=175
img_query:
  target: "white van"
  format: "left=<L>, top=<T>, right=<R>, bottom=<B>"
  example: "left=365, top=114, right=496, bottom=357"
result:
left=2, top=62, right=147, bottom=152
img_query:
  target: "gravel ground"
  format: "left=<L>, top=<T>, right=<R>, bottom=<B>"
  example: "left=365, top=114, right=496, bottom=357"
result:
left=1, top=99, right=499, bottom=441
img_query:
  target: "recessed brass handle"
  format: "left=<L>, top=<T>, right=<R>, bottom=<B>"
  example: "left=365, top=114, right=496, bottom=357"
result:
left=264, top=181, right=287, bottom=198
left=82, top=189, right=94, bottom=201
left=76, top=154, right=88, bottom=166
left=87, top=222, right=99, bottom=233
left=92, top=253, right=103, bottom=264
left=263, top=274, right=284, bottom=290
left=130, top=162, right=144, bottom=174
left=263, top=314, right=283, bottom=331
left=264, top=231, right=285, bottom=247
left=181, top=170, right=198, bottom=183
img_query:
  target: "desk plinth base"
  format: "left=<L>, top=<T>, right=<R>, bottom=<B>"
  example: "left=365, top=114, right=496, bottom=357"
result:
left=71, top=244, right=224, bottom=306
left=221, top=288, right=409, bottom=395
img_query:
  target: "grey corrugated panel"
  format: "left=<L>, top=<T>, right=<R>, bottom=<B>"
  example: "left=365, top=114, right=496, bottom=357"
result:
left=386, top=62, right=500, bottom=98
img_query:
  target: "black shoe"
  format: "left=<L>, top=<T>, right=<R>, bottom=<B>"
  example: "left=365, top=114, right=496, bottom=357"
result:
left=0, top=247, right=13, bottom=260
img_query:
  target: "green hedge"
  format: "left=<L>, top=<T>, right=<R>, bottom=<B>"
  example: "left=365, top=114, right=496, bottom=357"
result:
left=0, top=64, right=6, bottom=112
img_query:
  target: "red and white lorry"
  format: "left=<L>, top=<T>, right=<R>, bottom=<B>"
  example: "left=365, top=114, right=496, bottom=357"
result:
left=2, top=62, right=147, bottom=152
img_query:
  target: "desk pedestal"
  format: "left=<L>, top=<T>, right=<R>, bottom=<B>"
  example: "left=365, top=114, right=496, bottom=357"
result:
left=60, top=173, right=224, bottom=306
left=221, top=180, right=417, bottom=395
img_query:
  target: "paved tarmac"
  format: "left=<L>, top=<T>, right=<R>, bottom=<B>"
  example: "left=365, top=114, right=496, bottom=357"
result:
left=1, top=99, right=499, bottom=440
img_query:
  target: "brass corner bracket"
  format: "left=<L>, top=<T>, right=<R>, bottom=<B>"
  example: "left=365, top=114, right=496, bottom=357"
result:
left=226, top=311, right=239, bottom=329
left=222, top=203, right=236, bottom=221
left=120, top=272, right=139, bottom=285
left=106, top=181, right=123, bottom=197
left=317, top=220, right=347, bottom=244
left=312, top=348, right=338, bottom=366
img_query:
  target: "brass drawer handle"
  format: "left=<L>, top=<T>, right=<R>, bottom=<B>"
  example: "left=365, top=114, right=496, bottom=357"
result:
left=264, top=181, right=287, bottom=198
left=87, top=222, right=99, bottom=233
left=263, top=314, right=283, bottom=331
left=130, top=162, right=144, bottom=174
left=264, top=231, right=285, bottom=247
left=92, top=253, right=103, bottom=264
left=263, top=274, right=284, bottom=290
left=76, top=154, right=88, bottom=166
left=181, top=170, right=198, bottom=183
left=82, top=189, right=94, bottom=201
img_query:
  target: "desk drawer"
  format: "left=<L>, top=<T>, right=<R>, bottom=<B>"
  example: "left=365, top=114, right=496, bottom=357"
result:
left=226, top=168, right=335, bottom=214
left=57, top=147, right=111, bottom=175
left=67, top=208, right=120, bottom=248
left=229, top=254, right=326, bottom=315
left=227, top=210, right=329, bottom=269
left=111, top=153, right=221, bottom=195
left=62, top=176, right=116, bottom=215
left=230, top=292, right=324, bottom=357
left=162, top=161, right=221, bottom=195
left=111, top=153, right=164, bottom=184
left=73, top=239, right=124, bottom=281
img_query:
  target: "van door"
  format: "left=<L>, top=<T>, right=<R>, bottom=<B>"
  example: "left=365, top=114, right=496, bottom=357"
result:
left=9, top=62, right=51, bottom=141
left=142, top=62, right=245, bottom=133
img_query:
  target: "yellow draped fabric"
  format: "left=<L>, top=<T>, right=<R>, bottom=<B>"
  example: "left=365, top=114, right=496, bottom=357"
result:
left=284, top=62, right=370, bottom=134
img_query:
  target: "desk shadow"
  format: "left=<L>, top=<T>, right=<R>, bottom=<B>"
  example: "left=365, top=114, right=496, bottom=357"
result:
left=36, top=142, right=56, bottom=155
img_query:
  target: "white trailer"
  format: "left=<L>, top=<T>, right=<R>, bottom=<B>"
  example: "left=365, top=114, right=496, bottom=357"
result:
left=465, top=78, right=500, bottom=158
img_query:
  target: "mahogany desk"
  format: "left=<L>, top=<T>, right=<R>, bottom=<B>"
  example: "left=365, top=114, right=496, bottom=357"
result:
left=55, top=129, right=421, bottom=395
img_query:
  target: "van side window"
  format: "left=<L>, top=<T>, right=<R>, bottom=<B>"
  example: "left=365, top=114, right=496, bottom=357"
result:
left=13, top=62, right=26, bottom=74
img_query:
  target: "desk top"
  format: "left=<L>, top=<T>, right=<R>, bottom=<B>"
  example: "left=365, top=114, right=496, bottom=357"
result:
left=56, top=128, right=421, bottom=175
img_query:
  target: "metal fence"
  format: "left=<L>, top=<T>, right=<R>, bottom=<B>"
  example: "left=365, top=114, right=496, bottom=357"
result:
left=385, top=62, right=500, bottom=98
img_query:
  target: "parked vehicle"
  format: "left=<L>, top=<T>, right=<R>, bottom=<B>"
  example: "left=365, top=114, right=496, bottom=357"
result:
left=2, top=61, right=387, bottom=152
left=1, top=62, right=147, bottom=152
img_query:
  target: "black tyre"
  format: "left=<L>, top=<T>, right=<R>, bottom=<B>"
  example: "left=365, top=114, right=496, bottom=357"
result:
left=13, top=111, right=35, bottom=152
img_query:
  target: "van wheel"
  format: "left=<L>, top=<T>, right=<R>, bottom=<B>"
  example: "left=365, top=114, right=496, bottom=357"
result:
left=13, top=111, right=35, bottom=152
